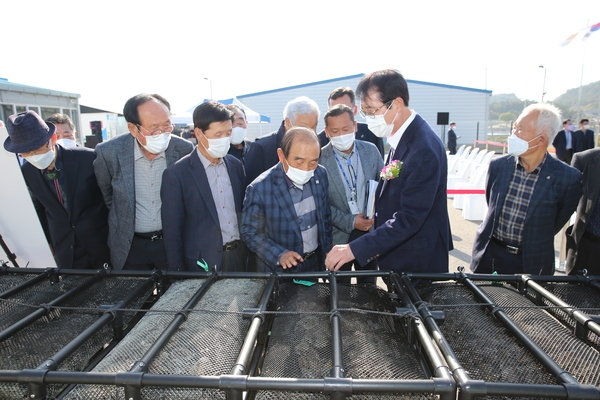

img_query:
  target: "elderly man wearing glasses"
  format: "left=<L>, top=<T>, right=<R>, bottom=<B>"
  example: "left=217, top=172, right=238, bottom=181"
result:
left=325, top=69, right=452, bottom=277
left=94, top=93, right=193, bottom=270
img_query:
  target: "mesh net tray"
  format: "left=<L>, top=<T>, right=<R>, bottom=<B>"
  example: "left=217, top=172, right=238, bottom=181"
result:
left=65, top=278, right=267, bottom=400
left=254, top=283, right=436, bottom=400
left=0, top=275, right=152, bottom=399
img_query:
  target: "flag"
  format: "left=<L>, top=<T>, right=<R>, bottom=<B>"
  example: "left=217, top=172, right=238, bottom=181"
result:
left=560, top=31, right=579, bottom=46
left=583, top=21, right=600, bottom=39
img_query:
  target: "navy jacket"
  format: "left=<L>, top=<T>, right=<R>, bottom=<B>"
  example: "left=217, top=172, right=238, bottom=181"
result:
left=244, top=121, right=286, bottom=186
left=471, top=154, right=582, bottom=275
left=161, top=150, right=245, bottom=271
left=23, top=145, right=110, bottom=269
left=349, top=114, right=452, bottom=273
left=241, top=163, right=333, bottom=273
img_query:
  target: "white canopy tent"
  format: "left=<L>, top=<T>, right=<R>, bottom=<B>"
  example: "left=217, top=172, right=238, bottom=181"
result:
left=172, top=97, right=270, bottom=126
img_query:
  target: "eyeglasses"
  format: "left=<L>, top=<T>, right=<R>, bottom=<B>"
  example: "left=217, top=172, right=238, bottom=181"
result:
left=359, top=101, right=392, bottom=119
left=136, top=123, right=174, bottom=136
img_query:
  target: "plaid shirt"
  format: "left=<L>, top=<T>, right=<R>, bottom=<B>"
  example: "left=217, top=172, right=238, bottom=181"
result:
left=494, top=154, right=547, bottom=245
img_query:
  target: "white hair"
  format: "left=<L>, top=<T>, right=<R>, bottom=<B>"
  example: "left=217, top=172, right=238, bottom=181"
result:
left=283, top=96, right=320, bottom=123
left=520, top=103, right=562, bottom=143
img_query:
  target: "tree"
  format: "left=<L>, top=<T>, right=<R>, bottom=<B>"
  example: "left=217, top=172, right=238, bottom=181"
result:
left=499, top=112, right=516, bottom=122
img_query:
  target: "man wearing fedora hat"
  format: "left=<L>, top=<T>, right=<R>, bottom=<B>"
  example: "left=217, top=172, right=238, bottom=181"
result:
left=4, top=110, right=111, bottom=269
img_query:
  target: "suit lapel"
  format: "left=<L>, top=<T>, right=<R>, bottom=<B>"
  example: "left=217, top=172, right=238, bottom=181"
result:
left=379, top=127, right=411, bottom=197
left=62, top=148, right=79, bottom=217
left=523, top=155, right=556, bottom=225
left=224, top=156, right=242, bottom=213
left=322, top=146, right=348, bottom=210
left=120, top=135, right=136, bottom=216
left=190, top=151, right=220, bottom=226
left=586, top=156, right=600, bottom=211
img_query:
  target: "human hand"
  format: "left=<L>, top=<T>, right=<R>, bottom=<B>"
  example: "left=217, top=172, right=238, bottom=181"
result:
left=325, top=245, right=355, bottom=271
left=279, top=251, right=303, bottom=269
left=354, top=213, right=374, bottom=231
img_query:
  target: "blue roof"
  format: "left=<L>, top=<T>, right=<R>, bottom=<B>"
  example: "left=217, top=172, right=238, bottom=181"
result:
left=237, top=73, right=491, bottom=98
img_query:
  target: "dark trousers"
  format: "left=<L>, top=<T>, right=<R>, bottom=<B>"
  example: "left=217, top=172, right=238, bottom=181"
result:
left=338, top=229, right=378, bottom=284
left=123, top=236, right=168, bottom=270
left=183, top=240, right=248, bottom=272
left=570, top=233, right=600, bottom=276
left=476, top=238, right=524, bottom=274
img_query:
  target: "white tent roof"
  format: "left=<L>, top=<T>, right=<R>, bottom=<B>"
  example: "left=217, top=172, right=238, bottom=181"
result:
left=172, top=97, right=270, bottom=125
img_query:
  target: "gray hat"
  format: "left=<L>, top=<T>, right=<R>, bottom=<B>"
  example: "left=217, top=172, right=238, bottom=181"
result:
left=4, top=111, right=56, bottom=153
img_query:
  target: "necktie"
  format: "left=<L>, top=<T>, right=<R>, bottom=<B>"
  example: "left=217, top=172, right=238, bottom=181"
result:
left=53, top=179, right=64, bottom=206
left=386, top=147, right=395, bottom=164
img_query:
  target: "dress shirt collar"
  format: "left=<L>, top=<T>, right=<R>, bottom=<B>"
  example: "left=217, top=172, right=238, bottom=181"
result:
left=197, top=147, right=224, bottom=168
left=386, top=110, right=416, bottom=151
left=134, top=139, right=165, bottom=161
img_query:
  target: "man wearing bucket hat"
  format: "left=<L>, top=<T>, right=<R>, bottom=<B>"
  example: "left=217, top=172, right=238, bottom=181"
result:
left=4, top=110, right=111, bottom=269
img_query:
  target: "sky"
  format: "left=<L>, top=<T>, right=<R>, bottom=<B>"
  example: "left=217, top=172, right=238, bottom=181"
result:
left=1, top=0, right=600, bottom=115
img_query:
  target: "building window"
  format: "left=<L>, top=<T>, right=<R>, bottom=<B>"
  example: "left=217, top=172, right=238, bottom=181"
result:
left=1, top=104, right=15, bottom=122
left=41, top=107, right=60, bottom=120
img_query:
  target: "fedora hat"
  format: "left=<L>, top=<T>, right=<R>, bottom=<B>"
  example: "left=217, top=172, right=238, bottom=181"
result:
left=4, top=111, right=56, bottom=153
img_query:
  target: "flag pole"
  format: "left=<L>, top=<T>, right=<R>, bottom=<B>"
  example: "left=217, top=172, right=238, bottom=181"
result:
left=576, top=20, right=589, bottom=124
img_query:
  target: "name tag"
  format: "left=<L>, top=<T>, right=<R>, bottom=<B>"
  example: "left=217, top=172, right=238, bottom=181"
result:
left=348, top=200, right=361, bottom=215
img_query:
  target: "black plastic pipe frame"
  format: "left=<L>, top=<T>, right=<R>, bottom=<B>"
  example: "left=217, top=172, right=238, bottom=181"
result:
left=25, top=276, right=157, bottom=399
left=0, top=271, right=105, bottom=342
left=522, top=276, right=600, bottom=340
left=390, top=274, right=456, bottom=400
left=0, top=268, right=55, bottom=300
left=122, top=274, right=217, bottom=400
left=459, top=273, right=600, bottom=400
left=226, top=275, right=277, bottom=400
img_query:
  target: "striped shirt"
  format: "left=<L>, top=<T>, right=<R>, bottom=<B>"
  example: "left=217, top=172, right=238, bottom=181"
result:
left=133, top=142, right=166, bottom=233
left=284, top=171, right=318, bottom=253
left=494, top=154, right=546, bottom=245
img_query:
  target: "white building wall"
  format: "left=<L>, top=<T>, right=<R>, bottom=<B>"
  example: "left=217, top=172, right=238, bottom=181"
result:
left=237, top=74, right=491, bottom=149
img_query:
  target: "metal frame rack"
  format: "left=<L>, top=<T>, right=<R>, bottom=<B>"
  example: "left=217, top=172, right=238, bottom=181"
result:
left=0, top=266, right=598, bottom=399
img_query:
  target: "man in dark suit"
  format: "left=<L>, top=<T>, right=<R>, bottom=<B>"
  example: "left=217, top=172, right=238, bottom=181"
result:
left=325, top=69, right=452, bottom=275
left=447, top=122, right=460, bottom=154
left=4, top=111, right=110, bottom=269
left=94, top=94, right=193, bottom=270
left=320, top=104, right=383, bottom=283
left=552, top=119, right=574, bottom=164
left=244, top=96, right=320, bottom=185
left=161, top=102, right=246, bottom=272
left=471, top=104, right=582, bottom=275
left=566, top=147, right=600, bottom=275
left=225, top=104, right=252, bottom=166
left=317, top=86, right=385, bottom=158
left=46, top=113, right=78, bottom=148
left=241, top=127, right=332, bottom=273
left=573, top=118, right=595, bottom=153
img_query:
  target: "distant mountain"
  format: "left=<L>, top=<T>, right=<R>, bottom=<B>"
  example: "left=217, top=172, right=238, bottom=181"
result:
left=490, top=80, right=600, bottom=121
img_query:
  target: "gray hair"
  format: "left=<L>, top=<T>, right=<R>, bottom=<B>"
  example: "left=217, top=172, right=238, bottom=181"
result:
left=283, top=96, right=320, bottom=123
left=520, top=103, right=562, bottom=143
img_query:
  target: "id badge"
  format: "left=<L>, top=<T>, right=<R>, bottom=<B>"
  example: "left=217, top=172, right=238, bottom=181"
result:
left=348, top=200, right=361, bottom=215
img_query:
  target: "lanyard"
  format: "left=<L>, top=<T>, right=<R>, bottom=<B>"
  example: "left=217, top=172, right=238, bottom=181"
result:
left=334, top=150, right=359, bottom=201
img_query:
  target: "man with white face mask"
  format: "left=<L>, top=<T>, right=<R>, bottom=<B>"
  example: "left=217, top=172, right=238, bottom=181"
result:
left=161, top=102, right=246, bottom=272
left=4, top=110, right=110, bottom=269
left=242, top=127, right=332, bottom=274
left=94, top=94, right=193, bottom=270
left=46, top=113, right=78, bottom=148
left=471, top=103, right=582, bottom=275
left=325, top=69, right=452, bottom=277
left=224, top=104, right=253, bottom=166
left=319, top=104, right=383, bottom=283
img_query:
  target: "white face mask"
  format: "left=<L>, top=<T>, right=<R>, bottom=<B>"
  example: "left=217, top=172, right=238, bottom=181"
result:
left=285, top=163, right=314, bottom=186
left=25, top=149, right=55, bottom=170
left=508, top=134, right=542, bottom=157
left=202, top=136, right=231, bottom=159
left=366, top=106, right=397, bottom=138
left=56, top=138, right=77, bottom=148
left=583, top=124, right=589, bottom=130
left=230, top=127, right=246, bottom=145
left=139, top=132, right=171, bottom=154
left=329, top=132, right=355, bottom=152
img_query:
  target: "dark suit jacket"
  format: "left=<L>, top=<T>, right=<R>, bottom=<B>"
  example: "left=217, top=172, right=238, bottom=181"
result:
left=566, top=148, right=600, bottom=274
left=349, top=114, right=452, bottom=273
left=93, top=134, right=193, bottom=269
left=318, top=123, right=385, bottom=158
left=161, top=150, right=245, bottom=271
left=471, top=154, right=582, bottom=275
left=244, top=121, right=286, bottom=185
left=241, top=163, right=333, bottom=272
left=447, top=129, right=457, bottom=151
left=228, top=139, right=253, bottom=166
left=23, top=145, right=110, bottom=269
left=552, top=130, right=572, bottom=161
left=573, top=129, right=595, bottom=153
